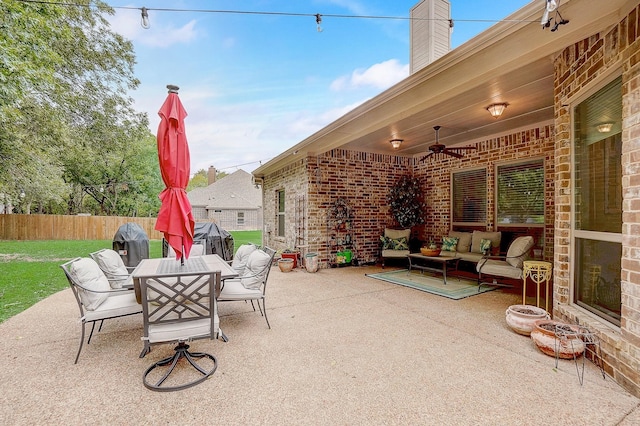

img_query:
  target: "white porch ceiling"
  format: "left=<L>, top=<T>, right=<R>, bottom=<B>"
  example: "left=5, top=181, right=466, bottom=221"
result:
left=338, top=57, right=554, bottom=157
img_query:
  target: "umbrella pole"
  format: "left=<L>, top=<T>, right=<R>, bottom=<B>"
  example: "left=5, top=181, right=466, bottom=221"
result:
left=181, top=243, right=185, bottom=266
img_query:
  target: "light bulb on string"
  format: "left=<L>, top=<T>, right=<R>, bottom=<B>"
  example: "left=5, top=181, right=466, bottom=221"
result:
left=315, top=14, right=323, bottom=32
left=141, top=7, right=150, bottom=29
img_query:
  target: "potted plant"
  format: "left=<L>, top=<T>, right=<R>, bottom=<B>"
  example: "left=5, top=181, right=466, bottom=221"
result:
left=420, top=238, right=441, bottom=256
left=386, top=175, right=426, bottom=229
left=280, top=249, right=299, bottom=268
left=278, top=258, right=294, bottom=272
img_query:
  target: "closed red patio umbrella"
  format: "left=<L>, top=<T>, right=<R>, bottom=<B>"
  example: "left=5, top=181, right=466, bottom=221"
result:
left=155, top=85, right=194, bottom=261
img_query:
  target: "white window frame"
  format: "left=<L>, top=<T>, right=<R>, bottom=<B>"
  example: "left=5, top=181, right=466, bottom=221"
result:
left=451, top=166, right=487, bottom=228
left=494, top=158, right=545, bottom=228
left=569, top=71, right=623, bottom=327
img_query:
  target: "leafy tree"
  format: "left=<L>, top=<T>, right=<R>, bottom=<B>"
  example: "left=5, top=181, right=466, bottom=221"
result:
left=1, top=0, right=159, bottom=215
left=188, top=169, right=209, bottom=191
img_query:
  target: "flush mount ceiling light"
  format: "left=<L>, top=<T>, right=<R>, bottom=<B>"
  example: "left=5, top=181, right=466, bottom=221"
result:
left=597, top=123, right=613, bottom=133
left=486, top=103, right=508, bottom=118
left=390, top=139, right=403, bottom=149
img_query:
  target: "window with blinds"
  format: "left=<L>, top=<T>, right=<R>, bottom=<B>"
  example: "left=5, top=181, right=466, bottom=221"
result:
left=496, top=159, right=544, bottom=225
left=452, top=168, right=486, bottom=226
left=277, top=190, right=285, bottom=237
left=573, top=75, right=622, bottom=325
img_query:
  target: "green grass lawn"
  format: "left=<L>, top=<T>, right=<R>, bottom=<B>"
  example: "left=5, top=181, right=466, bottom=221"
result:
left=0, top=230, right=262, bottom=323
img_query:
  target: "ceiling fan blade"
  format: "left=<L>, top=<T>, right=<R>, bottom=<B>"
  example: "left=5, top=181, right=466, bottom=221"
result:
left=444, top=150, right=464, bottom=159
left=419, top=152, right=435, bottom=162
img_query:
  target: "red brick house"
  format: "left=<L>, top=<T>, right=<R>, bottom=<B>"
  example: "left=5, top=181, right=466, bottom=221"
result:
left=253, top=0, right=640, bottom=396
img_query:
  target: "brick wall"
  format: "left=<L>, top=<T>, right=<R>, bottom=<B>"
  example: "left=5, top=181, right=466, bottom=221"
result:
left=262, top=159, right=309, bottom=253
left=553, top=4, right=640, bottom=397
left=262, top=152, right=414, bottom=266
left=263, top=125, right=555, bottom=268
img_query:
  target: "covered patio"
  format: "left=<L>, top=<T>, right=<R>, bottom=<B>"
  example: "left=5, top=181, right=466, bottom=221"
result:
left=1, top=266, right=638, bottom=424
left=253, top=0, right=640, bottom=396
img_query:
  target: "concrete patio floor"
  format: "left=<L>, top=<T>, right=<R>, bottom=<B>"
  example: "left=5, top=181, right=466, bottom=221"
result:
left=1, top=265, right=639, bottom=425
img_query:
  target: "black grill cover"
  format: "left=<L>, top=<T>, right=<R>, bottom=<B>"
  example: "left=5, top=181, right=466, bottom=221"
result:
left=162, top=222, right=234, bottom=261
left=112, top=222, right=150, bottom=267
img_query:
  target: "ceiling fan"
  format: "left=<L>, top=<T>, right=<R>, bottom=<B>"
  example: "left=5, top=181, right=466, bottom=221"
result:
left=419, top=126, right=476, bottom=161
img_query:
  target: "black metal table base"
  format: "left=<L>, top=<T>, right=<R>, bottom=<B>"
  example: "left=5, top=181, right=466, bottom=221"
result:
left=143, top=342, right=217, bottom=392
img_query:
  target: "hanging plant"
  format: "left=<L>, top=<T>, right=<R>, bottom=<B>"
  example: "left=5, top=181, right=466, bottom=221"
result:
left=386, top=175, right=426, bottom=229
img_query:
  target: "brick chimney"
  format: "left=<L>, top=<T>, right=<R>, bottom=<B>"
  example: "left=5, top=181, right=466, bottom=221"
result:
left=207, top=166, right=216, bottom=185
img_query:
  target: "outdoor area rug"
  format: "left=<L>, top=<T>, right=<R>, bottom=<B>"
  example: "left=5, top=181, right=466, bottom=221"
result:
left=366, top=269, right=498, bottom=300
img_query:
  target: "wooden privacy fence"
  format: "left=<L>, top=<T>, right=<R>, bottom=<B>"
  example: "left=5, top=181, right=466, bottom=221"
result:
left=0, top=214, right=163, bottom=241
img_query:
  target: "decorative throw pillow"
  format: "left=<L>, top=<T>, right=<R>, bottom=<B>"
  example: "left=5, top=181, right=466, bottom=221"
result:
left=380, top=236, right=394, bottom=250
left=232, top=243, right=257, bottom=273
left=480, top=238, right=492, bottom=254
left=441, top=236, right=459, bottom=252
left=392, top=237, right=409, bottom=250
left=241, top=249, right=272, bottom=290
left=93, top=249, right=129, bottom=289
left=69, top=258, right=111, bottom=311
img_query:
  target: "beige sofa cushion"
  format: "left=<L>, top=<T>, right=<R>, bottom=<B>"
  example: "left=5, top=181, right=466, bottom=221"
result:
left=506, top=236, right=535, bottom=269
left=384, top=228, right=411, bottom=241
left=382, top=249, right=410, bottom=258
left=471, top=231, right=501, bottom=254
left=448, top=231, right=472, bottom=253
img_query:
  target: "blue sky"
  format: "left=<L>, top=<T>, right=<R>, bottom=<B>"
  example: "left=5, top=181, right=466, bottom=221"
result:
left=106, top=0, right=532, bottom=175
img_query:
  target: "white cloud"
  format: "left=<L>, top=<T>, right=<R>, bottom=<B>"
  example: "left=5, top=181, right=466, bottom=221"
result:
left=108, top=8, right=198, bottom=48
left=330, top=59, right=409, bottom=91
left=141, top=20, right=198, bottom=48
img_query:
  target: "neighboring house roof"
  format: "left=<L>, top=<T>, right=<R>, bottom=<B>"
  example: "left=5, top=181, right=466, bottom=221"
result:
left=188, top=169, right=262, bottom=210
left=253, top=0, right=627, bottom=178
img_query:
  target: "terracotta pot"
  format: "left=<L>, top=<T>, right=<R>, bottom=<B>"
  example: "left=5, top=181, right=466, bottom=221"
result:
left=530, top=319, right=585, bottom=359
left=278, top=258, right=294, bottom=272
left=505, top=305, right=550, bottom=336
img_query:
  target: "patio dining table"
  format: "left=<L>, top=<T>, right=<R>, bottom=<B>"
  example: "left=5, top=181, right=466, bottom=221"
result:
left=131, top=254, right=238, bottom=304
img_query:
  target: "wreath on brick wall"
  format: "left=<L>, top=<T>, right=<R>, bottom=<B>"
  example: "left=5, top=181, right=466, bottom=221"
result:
left=386, top=175, right=426, bottom=229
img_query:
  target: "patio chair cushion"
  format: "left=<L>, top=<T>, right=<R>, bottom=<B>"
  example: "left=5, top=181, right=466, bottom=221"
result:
left=69, top=258, right=110, bottom=311
left=231, top=244, right=257, bottom=273
left=83, top=292, right=142, bottom=322
left=166, top=241, right=205, bottom=258
left=92, top=249, right=130, bottom=289
left=384, top=228, right=411, bottom=241
left=219, top=279, right=263, bottom=300
left=448, top=231, right=472, bottom=252
left=476, top=258, right=524, bottom=279
left=241, top=249, right=272, bottom=290
left=506, top=236, right=535, bottom=269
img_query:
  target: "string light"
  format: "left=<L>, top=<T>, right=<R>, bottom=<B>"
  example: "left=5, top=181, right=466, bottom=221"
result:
left=140, top=7, right=150, bottom=29
left=16, top=0, right=540, bottom=29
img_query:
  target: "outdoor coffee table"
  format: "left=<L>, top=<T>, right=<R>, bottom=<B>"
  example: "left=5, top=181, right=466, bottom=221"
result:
left=407, top=254, right=460, bottom=285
